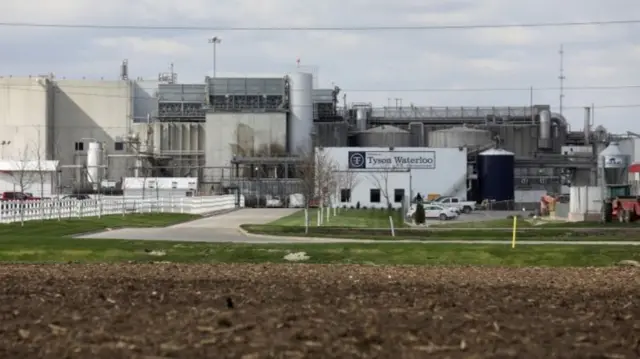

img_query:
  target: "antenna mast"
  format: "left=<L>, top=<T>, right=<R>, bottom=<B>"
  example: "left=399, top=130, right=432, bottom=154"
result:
left=558, top=44, right=566, bottom=115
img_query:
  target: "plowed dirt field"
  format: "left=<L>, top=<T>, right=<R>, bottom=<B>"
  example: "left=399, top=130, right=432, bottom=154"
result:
left=1, top=264, right=639, bottom=358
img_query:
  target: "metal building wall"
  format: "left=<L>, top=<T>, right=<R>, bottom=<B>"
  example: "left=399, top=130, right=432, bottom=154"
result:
left=204, top=112, right=287, bottom=181
left=52, top=79, right=133, bottom=186
left=0, top=77, right=53, bottom=161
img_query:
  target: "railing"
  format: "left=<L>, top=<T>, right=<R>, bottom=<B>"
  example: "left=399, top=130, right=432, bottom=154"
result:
left=0, top=195, right=245, bottom=224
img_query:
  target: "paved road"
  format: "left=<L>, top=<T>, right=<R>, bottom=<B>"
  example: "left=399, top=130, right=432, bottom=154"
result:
left=77, top=209, right=640, bottom=245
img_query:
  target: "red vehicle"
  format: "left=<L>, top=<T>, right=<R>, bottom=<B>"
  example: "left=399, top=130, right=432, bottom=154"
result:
left=606, top=185, right=640, bottom=222
left=1, top=192, right=41, bottom=201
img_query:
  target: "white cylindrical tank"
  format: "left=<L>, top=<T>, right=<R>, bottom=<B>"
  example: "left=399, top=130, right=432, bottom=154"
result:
left=356, top=108, right=367, bottom=131
left=288, top=72, right=314, bottom=153
left=86, top=142, right=103, bottom=186
left=598, top=141, right=628, bottom=185
left=538, top=109, right=552, bottom=149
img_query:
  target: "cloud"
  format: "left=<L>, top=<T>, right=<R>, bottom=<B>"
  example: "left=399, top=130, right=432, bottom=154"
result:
left=93, top=37, right=193, bottom=57
left=0, top=0, right=639, bottom=132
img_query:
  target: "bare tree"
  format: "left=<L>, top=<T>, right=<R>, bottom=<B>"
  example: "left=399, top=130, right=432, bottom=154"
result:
left=8, top=144, right=37, bottom=195
left=368, top=165, right=393, bottom=209
left=334, top=169, right=360, bottom=205
left=295, top=146, right=337, bottom=208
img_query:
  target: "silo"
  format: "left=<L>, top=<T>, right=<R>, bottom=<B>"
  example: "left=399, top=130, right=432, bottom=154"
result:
left=477, top=149, right=515, bottom=206
left=86, top=141, right=103, bottom=189
left=409, top=122, right=425, bottom=146
left=357, top=125, right=411, bottom=147
left=428, top=127, right=492, bottom=148
left=598, top=142, right=628, bottom=186
left=288, top=72, right=313, bottom=152
left=356, top=108, right=367, bottom=131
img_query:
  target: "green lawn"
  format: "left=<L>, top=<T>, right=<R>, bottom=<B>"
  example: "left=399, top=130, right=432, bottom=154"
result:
left=269, top=208, right=406, bottom=228
left=0, top=237, right=638, bottom=266
left=240, top=223, right=638, bottom=241
left=0, top=213, right=199, bottom=238
left=1, top=214, right=637, bottom=267
left=430, top=217, right=640, bottom=229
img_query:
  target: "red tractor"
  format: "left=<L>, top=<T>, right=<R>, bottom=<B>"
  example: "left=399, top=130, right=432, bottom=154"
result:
left=606, top=185, right=640, bottom=223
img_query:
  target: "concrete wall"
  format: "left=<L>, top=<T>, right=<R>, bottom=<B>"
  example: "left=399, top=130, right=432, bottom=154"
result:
left=204, top=112, right=287, bottom=180
left=322, top=147, right=467, bottom=208
left=52, top=80, right=133, bottom=185
left=0, top=77, right=53, bottom=160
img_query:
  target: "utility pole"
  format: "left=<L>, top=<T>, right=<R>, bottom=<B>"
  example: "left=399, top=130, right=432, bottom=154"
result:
left=208, top=36, right=221, bottom=78
left=558, top=44, right=566, bottom=115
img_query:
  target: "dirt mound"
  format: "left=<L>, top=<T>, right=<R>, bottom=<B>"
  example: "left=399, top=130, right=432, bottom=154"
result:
left=1, top=264, right=639, bottom=358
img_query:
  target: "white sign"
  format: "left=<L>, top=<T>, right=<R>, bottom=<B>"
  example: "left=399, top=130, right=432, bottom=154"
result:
left=357, top=151, right=436, bottom=169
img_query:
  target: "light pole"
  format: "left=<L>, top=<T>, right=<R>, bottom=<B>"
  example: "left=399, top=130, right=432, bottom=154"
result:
left=208, top=36, right=222, bottom=78
left=0, top=140, right=10, bottom=158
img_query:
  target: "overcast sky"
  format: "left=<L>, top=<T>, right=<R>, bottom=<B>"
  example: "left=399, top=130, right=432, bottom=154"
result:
left=1, top=0, right=639, bottom=133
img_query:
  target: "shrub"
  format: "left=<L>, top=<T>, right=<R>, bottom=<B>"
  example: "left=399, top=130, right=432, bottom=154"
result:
left=414, top=203, right=426, bottom=224
left=362, top=206, right=368, bottom=209
left=356, top=201, right=361, bottom=209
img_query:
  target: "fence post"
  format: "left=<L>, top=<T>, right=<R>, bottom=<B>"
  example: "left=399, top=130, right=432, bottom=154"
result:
left=389, top=216, right=395, bottom=237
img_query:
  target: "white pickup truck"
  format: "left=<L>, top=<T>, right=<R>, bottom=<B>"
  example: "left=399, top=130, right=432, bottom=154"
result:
left=429, top=196, right=476, bottom=214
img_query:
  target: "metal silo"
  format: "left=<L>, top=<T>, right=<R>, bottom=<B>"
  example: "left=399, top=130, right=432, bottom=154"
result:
left=356, top=125, right=411, bottom=147
left=287, top=72, right=313, bottom=152
left=427, top=127, right=492, bottom=148
left=409, top=122, right=425, bottom=146
left=478, top=149, right=515, bottom=207
left=314, top=122, right=348, bottom=147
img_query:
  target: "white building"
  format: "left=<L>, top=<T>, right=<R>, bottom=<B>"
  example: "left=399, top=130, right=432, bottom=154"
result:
left=0, top=160, right=59, bottom=197
left=320, top=147, right=468, bottom=208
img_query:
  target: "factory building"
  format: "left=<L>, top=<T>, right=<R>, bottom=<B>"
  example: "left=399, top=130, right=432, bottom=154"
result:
left=321, top=147, right=467, bottom=208
left=0, top=60, right=628, bottom=210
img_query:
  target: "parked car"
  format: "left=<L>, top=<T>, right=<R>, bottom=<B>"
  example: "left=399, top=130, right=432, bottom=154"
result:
left=428, top=196, right=476, bottom=214
left=407, top=203, right=459, bottom=221
left=62, top=194, right=92, bottom=200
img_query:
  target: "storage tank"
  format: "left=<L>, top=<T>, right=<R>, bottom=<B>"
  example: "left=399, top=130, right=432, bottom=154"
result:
left=356, top=125, right=411, bottom=147
left=409, top=122, right=425, bottom=146
left=86, top=141, right=103, bottom=188
left=477, top=149, right=515, bottom=207
left=287, top=72, right=314, bottom=152
left=356, top=108, right=367, bottom=131
left=598, top=141, right=628, bottom=185
left=427, top=127, right=492, bottom=148
left=538, top=109, right=552, bottom=149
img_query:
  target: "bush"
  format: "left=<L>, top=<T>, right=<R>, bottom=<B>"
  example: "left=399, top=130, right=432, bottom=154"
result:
left=356, top=201, right=361, bottom=209
left=414, top=203, right=426, bottom=224
left=362, top=206, right=368, bottom=209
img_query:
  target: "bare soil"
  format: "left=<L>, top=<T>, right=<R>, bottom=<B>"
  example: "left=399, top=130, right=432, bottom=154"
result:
left=1, top=264, right=639, bottom=359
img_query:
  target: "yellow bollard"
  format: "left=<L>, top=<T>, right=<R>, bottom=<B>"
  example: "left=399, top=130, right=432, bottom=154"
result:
left=511, top=216, right=517, bottom=248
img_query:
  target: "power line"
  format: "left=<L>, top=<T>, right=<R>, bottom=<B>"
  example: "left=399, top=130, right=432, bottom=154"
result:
left=0, top=19, right=639, bottom=31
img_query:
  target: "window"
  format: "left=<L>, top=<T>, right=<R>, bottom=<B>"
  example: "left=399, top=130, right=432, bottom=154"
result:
left=340, top=189, right=351, bottom=203
left=451, top=198, right=459, bottom=203
left=171, top=181, right=178, bottom=189
left=114, top=142, right=124, bottom=151
left=74, top=142, right=84, bottom=151
left=370, top=189, right=381, bottom=203
left=394, top=189, right=405, bottom=203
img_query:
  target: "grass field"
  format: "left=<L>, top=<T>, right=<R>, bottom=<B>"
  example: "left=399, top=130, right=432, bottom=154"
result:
left=430, top=217, right=640, bottom=228
left=0, top=213, right=199, bottom=238
left=269, top=208, right=406, bottom=227
left=1, top=236, right=639, bottom=266
left=1, top=214, right=638, bottom=266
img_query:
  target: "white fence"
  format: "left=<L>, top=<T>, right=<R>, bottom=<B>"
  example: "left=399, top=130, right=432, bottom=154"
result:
left=0, top=195, right=245, bottom=224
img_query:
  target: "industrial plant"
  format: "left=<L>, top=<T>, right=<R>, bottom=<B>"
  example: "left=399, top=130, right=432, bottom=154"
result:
left=1, top=59, right=639, bottom=220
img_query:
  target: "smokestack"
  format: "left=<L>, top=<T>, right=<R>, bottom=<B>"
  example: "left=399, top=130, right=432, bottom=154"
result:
left=120, top=59, right=129, bottom=80
left=584, top=107, right=591, bottom=145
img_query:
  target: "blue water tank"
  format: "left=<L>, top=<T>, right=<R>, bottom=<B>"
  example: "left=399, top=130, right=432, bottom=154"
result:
left=478, top=149, right=515, bottom=205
